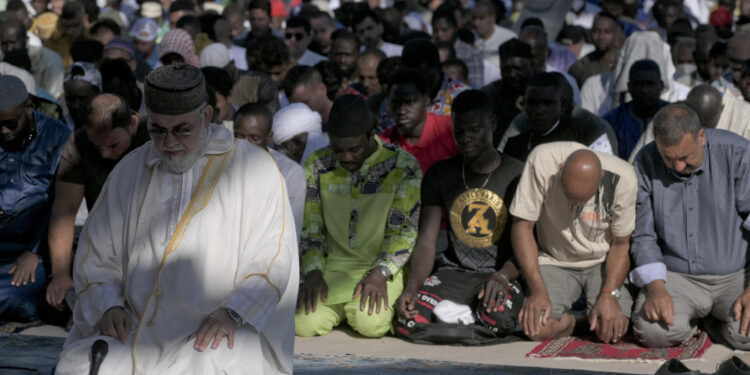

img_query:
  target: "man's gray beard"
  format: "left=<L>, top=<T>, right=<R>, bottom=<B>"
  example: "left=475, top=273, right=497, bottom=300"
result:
left=159, top=122, right=210, bottom=174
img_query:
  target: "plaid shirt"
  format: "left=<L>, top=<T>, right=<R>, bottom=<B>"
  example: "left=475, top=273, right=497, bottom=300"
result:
left=300, top=137, right=422, bottom=278
left=454, top=40, right=484, bottom=87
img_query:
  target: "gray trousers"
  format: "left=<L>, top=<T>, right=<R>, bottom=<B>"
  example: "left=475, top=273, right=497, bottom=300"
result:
left=539, top=264, right=633, bottom=321
left=632, top=269, right=750, bottom=350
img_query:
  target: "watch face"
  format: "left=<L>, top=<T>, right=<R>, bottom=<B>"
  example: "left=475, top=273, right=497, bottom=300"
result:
left=378, top=267, right=391, bottom=279
left=612, top=290, right=621, bottom=301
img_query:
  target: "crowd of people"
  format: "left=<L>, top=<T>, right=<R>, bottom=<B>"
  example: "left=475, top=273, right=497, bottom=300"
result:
left=4, top=0, right=750, bottom=372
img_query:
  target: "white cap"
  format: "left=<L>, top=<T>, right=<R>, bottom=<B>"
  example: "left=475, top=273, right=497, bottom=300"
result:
left=140, top=2, right=162, bottom=19
left=199, top=43, right=231, bottom=68
left=132, top=17, right=158, bottom=42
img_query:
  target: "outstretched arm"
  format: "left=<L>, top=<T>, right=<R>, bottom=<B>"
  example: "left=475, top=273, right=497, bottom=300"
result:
left=398, top=205, right=441, bottom=319
left=589, top=235, right=630, bottom=343
left=512, top=218, right=551, bottom=338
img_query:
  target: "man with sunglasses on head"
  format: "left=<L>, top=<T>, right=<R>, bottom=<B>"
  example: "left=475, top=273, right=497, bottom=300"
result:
left=45, top=93, right=149, bottom=314
left=0, top=75, right=70, bottom=322
left=285, top=16, right=327, bottom=67
left=510, top=141, right=637, bottom=344
left=57, top=64, right=298, bottom=374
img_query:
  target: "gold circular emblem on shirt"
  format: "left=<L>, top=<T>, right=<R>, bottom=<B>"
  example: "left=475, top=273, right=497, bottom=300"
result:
left=449, top=188, right=508, bottom=249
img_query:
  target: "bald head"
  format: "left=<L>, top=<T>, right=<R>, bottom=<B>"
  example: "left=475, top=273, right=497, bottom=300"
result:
left=85, top=93, right=138, bottom=160
left=87, top=93, right=132, bottom=133
left=519, top=26, right=549, bottom=71
left=685, top=84, right=723, bottom=128
left=561, top=149, right=603, bottom=203
left=0, top=18, right=27, bottom=54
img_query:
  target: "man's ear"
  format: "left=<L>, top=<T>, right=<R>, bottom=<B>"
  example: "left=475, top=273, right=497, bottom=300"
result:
left=203, top=104, right=214, bottom=125
left=129, top=111, right=139, bottom=133
left=317, top=83, right=327, bottom=97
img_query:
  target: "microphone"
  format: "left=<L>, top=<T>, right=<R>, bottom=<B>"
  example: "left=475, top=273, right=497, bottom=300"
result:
left=89, top=339, right=109, bottom=375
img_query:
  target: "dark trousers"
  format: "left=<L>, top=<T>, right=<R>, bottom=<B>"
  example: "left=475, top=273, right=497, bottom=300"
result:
left=395, top=269, right=524, bottom=339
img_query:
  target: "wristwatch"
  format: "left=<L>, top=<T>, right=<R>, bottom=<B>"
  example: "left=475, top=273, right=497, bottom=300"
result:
left=374, top=266, right=392, bottom=280
left=601, top=286, right=622, bottom=301
left=222, top=307, right=244, bottom=327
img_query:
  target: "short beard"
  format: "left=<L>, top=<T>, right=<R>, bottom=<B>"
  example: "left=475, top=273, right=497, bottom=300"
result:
left=159, top=120, right=210, bottom=174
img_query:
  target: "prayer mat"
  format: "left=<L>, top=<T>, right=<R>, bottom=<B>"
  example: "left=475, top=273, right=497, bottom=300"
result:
left=293, top=353, right=632, bottom=374
left=0, top=333, right=633, bottom=375
left=526, top=332, right=712, bottom=361
left=0, top=320, right=42, bottom=334
left=0, top=333, right=63, bottom=374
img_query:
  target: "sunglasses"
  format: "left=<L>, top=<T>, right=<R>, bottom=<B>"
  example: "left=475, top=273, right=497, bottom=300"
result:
left=285, top=32, right=306, bottom=41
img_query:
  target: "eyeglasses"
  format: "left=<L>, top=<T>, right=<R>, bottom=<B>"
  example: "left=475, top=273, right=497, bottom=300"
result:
left=147, top=106, right=205, bottom=139
left=147, top=124, right=194, bottom=139
left=278, top=136, right=306, bottom=150
left=285, top=32, right=306, bottom=41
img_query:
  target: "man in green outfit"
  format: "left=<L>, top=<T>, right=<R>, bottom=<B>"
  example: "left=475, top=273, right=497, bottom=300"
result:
left=295, top=94, right=422, bottom=338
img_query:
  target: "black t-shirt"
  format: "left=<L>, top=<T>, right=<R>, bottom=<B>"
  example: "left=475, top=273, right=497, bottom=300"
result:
left=481, top=79, right=522, bottom=147
left=58, top=122, right=149, bottom=210
left=503, top=116, right=617, bottom=162
left=421, top=154, right=524, bottom=273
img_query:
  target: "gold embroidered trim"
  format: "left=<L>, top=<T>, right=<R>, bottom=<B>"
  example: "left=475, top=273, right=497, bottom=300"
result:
left=131, top=147, right=233, bottom=374
left=241, top=152, right=287, bottom=301
left=146, top=289, right=160, bottom=326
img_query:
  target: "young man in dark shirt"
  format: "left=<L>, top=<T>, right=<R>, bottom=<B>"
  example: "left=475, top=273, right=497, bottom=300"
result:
left=504, top=72, right=617, bottom=162
left=395, top=90, right=525, bottom=343
left=481, top=38, right=534, bottom=147
left=45, top=94, right=149, bottom=311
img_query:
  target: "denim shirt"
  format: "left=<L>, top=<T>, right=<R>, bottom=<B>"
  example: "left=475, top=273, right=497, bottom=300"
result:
left=0, top=111, right=70, bottom=256
left=630, top=129, right=750, bottom=287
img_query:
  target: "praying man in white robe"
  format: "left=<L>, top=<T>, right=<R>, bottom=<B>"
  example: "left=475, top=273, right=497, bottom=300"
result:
left=56, top=63, right=298, bottom=375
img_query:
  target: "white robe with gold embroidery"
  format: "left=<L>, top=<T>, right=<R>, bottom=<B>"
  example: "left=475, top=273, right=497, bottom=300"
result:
left=57, top=124, right=298, bottom=374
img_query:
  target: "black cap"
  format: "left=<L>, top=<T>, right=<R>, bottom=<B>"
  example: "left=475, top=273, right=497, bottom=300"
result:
left=327, top=94, right=374, bottom=137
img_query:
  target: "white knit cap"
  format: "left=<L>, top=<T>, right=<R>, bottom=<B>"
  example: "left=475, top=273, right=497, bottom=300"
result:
left=199, top=43, right=231, bottom=68
left=272, top=103, right=322, bottom=144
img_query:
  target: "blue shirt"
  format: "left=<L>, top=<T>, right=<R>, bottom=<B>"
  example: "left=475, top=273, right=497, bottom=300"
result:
left=630, top=129, right=750, bottom=286
left=604, top=100, right=668, bottom=160
left=0, top=111, right=70, bottom=256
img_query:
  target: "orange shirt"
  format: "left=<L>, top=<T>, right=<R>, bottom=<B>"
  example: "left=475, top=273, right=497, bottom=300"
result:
left=379, top=113, right=459, bottom=173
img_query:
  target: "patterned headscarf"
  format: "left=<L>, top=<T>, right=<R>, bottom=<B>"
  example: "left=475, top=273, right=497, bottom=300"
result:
left=158, top=29, right=200, bottom=67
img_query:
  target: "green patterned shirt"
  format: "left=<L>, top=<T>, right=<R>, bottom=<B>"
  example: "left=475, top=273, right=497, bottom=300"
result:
left=300, top=138, right=421, bottom=301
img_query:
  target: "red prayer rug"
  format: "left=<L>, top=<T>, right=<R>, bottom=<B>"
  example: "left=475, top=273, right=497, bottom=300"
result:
left=527, top=332, right=712, bottom=361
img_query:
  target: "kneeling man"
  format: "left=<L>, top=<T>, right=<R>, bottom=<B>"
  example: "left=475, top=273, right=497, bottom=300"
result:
left=295, top=95, right=421, bottom=338
left=57, top=64, right=298, bottom=374
left=511, top=142, right=637, bottom=343
left=631, top=103, right=750, bottom=350
left=395, top=90, right=526, bottom=343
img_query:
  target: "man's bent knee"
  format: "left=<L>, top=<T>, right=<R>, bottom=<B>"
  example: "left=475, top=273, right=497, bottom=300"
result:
left=345, top=305, right=394, bottom=338
left=294, top=310, right=337, bottom=337
left=527, top=314, right=575, bottom=341
left=714, top=319, right=750, bottom=350
left=632, top=314, right=694, bottom=348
